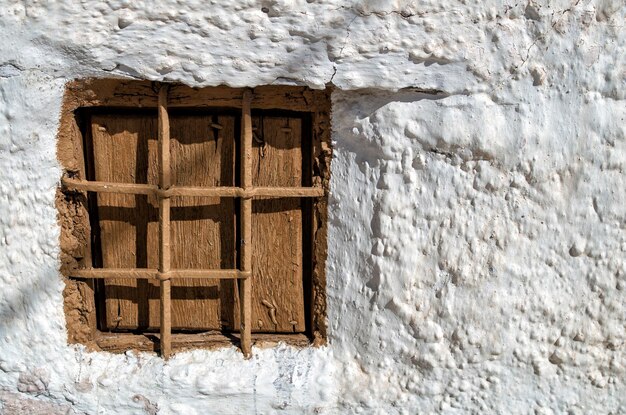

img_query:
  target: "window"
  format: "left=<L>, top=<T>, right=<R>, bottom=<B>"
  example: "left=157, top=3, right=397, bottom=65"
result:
left=57, top=80, right=331, bottom=358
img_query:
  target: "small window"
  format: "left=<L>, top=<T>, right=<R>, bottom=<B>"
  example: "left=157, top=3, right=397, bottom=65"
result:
left=57, top=80, right=331, bottom=358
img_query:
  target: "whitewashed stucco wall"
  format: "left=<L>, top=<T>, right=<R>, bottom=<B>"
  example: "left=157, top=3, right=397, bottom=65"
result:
left=0, top=1, right=624, bottom=414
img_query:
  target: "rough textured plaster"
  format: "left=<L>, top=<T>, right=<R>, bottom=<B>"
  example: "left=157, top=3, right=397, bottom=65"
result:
left=0, top=0, right=625, bottom=413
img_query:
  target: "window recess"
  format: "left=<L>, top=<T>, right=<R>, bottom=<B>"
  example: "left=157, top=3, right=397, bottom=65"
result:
left=57, top=80, right=331, bottom=358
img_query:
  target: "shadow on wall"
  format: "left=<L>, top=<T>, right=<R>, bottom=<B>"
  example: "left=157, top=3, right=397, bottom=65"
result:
left=0, top=265, right=62, bottom=350
left=331, top=88, right=450, bottom=169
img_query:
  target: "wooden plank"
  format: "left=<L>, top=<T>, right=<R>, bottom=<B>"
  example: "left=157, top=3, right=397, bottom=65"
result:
left=91, top=114, right=160, bottom=331
left=251, top=116, right=306, bottom=333
left=239, top=90, right=253, bottom=357
left=169, top=114, right=236, bottom=331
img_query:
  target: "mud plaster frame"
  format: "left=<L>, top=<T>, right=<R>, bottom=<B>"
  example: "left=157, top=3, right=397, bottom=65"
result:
left=56, top=79, right=331, bottom=354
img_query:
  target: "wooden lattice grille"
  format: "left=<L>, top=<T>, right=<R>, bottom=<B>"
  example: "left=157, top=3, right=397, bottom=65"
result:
left=62, top=86, right=324, bottom=358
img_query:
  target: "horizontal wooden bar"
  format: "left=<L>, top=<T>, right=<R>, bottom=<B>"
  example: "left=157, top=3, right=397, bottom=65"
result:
left=168, top=270, right=250, bottom=279
left=70, top=268, right=250, bottom=280
left=169, top=186, right=324, bottom=198
left=252, top=187, right=325, bottom=197
left=71, top=268, right=157, bottom=279
left=62, top=177, right=156, bottom=195
left=167, top=186, right=242, bottom=197
left=62, top=177, right=324, bottom=198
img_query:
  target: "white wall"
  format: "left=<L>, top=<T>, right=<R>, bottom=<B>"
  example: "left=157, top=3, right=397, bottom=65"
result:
left=0, top=1, right=624, bottom=413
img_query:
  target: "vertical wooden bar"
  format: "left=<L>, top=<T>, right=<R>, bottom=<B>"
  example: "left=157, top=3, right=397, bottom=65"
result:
left=239, top=90, right=253, bottom=357
left=158, top=85, right=172, bottom=359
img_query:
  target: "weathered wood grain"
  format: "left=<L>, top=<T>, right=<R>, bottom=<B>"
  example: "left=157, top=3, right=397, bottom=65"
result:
left=65, top=79, right=328, bottom=112
left=91, top=114, right=160, bottom=331
left=251, top=116, right=306, bottom=333
left=169, top=114, right=236, bottom=331
left=91, top=113, right=237, bottom=331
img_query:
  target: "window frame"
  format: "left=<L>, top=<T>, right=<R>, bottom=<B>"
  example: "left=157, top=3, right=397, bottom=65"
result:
left=57, top=80, right=331, bottom=357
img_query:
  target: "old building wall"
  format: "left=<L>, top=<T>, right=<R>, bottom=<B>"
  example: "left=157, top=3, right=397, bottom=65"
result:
left=0, top=1, right=624, bottom=413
